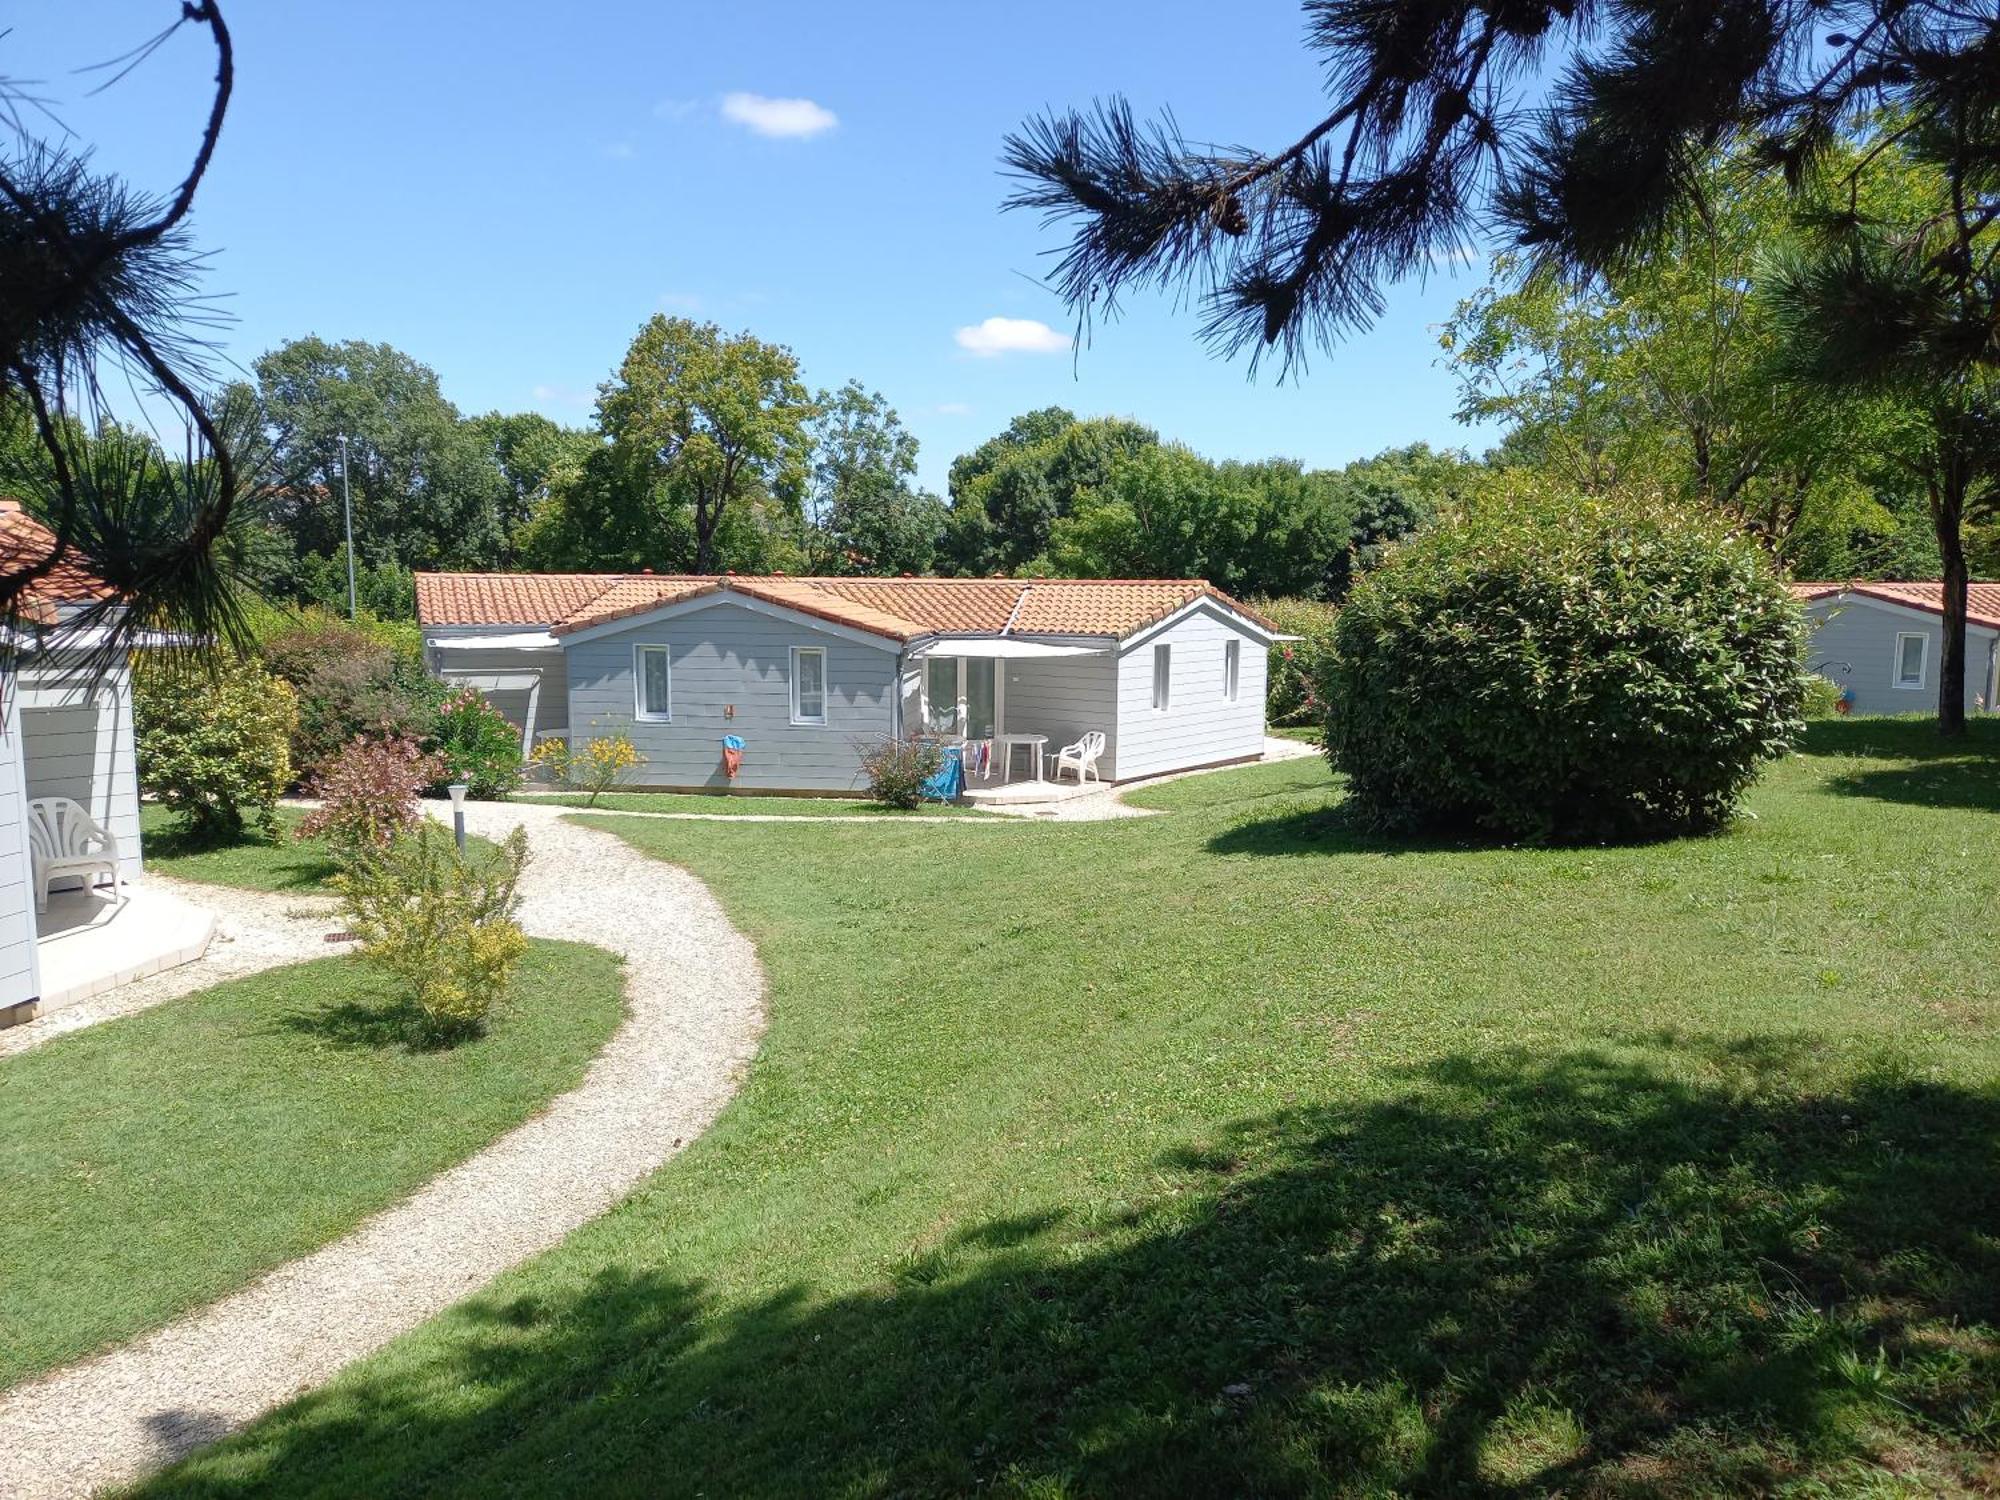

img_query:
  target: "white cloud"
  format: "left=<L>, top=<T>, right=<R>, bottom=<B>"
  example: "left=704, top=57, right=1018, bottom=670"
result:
left=935, top=401, right=973, bottom=416
left=720, top=92, right=838, bottom=139
left=953, top=316, right=1072, bottom=358
left=601, top=140, right=638, bottom=161
left=532, top=383, right=593, bottom=410
left=653, top=97, right=699, bottom=121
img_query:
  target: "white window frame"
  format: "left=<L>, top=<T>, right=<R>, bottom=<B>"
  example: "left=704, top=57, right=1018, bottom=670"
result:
left=1893, top=631, right=1928, bottom=690
left=1222, top=639, right=1240, bottom=702
left=1152, top=643, right=1172, bottom=712
left=791, top=645, right=829, bottom=726
left=633, top=644, right=672, bottom=722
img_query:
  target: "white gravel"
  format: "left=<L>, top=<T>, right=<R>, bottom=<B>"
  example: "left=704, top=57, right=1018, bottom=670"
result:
left=0, top=802, right=766, bottom=1499
left=0, top=878, right=340, bottom=1060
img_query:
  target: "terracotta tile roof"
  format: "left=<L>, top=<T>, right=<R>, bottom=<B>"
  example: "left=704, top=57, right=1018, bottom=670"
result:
left=416, top=572, right=642, bottom=627
left=420, top=570, right=1274, bottom=642
left=1791, top=579, right=2000, bottom=631
left=0, top=498, right=118, bottom=625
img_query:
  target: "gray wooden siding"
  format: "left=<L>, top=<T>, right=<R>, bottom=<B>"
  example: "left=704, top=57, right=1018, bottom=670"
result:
left=1000, top=654, right=1121, bottom=779
left=1113, top=606, right=1270, bottom=780
left=1803, top=597, right=2000, bottom=717
left=431, top=645, right=569, bottom=736
left=564, top=601, right=897, bottom=792
left=19, top=655, right=143, bottom=881
left=0, top=671, right=41, bottom=1008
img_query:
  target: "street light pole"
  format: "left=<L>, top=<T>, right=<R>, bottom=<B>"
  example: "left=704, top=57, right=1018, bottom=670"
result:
left=337, top=431, right=357, bottom=620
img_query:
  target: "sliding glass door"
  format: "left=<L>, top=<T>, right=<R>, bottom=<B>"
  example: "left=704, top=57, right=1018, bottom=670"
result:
left=921, top=657, right=998, bottom=739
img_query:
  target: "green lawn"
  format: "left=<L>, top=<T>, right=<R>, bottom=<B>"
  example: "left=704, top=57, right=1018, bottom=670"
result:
left=142, top=720, right=2000, bottom=1496
left=141, top=804, right=498, bottom=892
left=1269, top=723, right=1323, bottom=744
left=517, top=790, right=991, bottom=817
left=0, top=941, right=623, bottom=1389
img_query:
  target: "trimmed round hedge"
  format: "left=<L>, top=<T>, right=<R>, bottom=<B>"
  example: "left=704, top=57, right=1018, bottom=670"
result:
left=1324, top=493, right=1807, bottom=842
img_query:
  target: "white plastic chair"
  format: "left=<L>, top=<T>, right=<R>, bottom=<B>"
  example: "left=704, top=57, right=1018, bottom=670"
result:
left=27, top=797, right=121, bottom=913
left=1047, top=730, right=1107, bottom=785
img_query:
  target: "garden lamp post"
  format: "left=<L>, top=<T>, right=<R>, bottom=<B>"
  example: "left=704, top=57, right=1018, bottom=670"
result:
left=447, top=783, right=468, bottom=853
left=337, top=431, right=357, bottom=621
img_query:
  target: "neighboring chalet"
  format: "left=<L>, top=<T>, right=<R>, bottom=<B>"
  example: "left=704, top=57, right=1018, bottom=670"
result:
left=416, top=572, right=1280, bottom=795
left=1793, top=580, right=2000, bottom=716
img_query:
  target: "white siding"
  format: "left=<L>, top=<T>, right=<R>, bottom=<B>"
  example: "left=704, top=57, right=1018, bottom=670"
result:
left=564, top=600, right=898, bottom=792
left=19, top=653, right=142, bottom=882
left=0, top=670, right=42, bottom=1010
left=1112, top=605, right=1270, bottom=780
left=1001, top=653, right=1121, bottom=780
left=1803, top=596, right=2000, bottom=717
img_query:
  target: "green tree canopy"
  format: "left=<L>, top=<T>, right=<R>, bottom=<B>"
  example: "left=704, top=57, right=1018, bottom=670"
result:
left=806, top=382, right=944, bottom=574
left=255, top=337, right=507, bottom=574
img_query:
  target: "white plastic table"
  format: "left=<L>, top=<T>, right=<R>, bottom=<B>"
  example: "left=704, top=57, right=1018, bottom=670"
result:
left=992, top=733, right=1048, bottom=784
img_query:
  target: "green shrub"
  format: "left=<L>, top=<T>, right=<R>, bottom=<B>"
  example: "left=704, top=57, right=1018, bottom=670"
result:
left=262, top=612, right=444, bottom=777
left=1801, top=673, right=1845, bottom=720
left=428, top=687, right=522, bottom=799
left=134, top=652, right=297, bottom=841
left=1326, top=490, right=1808, bottom=842
left=332, top=822, right=530, bottom=1042
left=860, top=735, right=946, bottom=808
left=529, top=729, right=644, bottom=806
left=1250, top=597, right=1340, bottom=727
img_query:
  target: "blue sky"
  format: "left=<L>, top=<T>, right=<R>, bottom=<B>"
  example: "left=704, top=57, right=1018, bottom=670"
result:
left=14, top=1, right=1501, bottom=494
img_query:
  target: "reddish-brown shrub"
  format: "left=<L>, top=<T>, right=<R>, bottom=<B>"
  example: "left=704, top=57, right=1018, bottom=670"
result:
left=297, top=735, right=444, bottom=855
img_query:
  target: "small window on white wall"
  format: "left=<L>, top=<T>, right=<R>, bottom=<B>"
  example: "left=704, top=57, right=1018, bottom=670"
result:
left=1152, top=643, right=1172, bottom=711
left=1895, top=632, right=1927, bottom=689
left=792, top=646, right=828, bottom=724
left=1223, top=639, right=1240, bottom=702
left=635, top=645, right=671, bottom=721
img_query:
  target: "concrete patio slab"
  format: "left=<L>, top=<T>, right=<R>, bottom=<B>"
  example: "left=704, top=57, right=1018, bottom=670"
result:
left=32, top=883, right=217, bottom=1017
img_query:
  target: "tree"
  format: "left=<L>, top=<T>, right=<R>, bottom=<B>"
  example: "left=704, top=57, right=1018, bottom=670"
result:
left=596, top=317, right=814, bottom=574
left=943, top=409, right=1156, bottom=573
left=805, top=382, right=944, bottom=574
left=255, top=337, right=508, bottom=575
left=0, top=4, right=259, bottom=649
left=1006, top=0, right=2000, bottom=733
left=471, top=411, right=598, bottom=566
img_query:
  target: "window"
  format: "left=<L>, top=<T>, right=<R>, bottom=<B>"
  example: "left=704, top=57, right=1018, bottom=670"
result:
left=925, top=656, right=959, bottom=734
left=1895, top=632, right=1928, bottom=689
left=1152, top=643, right=1172, bottom=712
left=792, top=646, right=828, bottom=724
left=1223, top=639, right=1240, bottom=702
left=634, top=645, right=671, bottom=721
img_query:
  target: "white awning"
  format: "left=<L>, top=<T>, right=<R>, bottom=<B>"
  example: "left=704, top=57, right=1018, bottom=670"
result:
left=913, top=638, right=1109, bottom=660
left=439, top=671, right=543, bottom=692
left=428, top=631, right=560, bottom=651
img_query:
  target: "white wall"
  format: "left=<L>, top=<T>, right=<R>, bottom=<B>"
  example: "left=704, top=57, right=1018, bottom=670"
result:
left=19, top=653, right=143, bottom=882
left=0, top=670, right=42, bottom=1011
left=1113, top=604, right=1270, bottom=780
left=1803, top=596, right=2000, bottom=717
left=1001, top=653, right=1120, bottom=779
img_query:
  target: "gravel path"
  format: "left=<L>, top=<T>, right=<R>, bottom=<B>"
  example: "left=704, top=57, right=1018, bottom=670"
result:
left=0, top=803, right=766, bottom=1499
left=0, top=878, right=339, bottom=1060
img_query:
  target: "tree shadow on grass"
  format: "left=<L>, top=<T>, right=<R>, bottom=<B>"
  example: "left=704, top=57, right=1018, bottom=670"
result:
left=1801, top=718, right=2000, bottom=814
left=140, top=1036, right=2000, bottom=1497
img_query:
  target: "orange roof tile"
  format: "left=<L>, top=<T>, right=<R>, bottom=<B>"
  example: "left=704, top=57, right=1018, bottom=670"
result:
left=419, top=570, right=1273, bottom=642
left=0, top=499, right=118, bottom=625
left=1792, top=579, right=2000, bottom=631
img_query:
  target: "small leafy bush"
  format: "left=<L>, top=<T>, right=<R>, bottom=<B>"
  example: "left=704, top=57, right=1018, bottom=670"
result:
left=1251, top=597, right=1340, bottom=727
left=530, top=729, right=644, bottom=806
left=1802, top=673, right=1845, bottom=720
left=1326, top=489, right=1807, bottom=842
left=428, top=687, right=522, bottom=799
left=860, top=735, right=946, bottom=808
left=263, top=613, right=444, bottom=776
left=333, top=822, right=530, bottom=1042
left=134, top=651, right=298, bottom=841
left=297, top=735, right=444, bottom=855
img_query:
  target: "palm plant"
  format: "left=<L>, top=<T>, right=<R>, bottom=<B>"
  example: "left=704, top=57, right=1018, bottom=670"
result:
left=0, top=4, right=260, bottom=655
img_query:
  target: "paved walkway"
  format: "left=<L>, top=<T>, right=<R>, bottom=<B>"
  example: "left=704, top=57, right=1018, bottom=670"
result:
left=0, top=803, right=766, bottom=1499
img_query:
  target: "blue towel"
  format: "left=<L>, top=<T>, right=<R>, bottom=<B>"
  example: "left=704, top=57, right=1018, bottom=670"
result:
left=722, top=734, right=746, bottom=751
left=920, top=744, right=964, bottom=801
